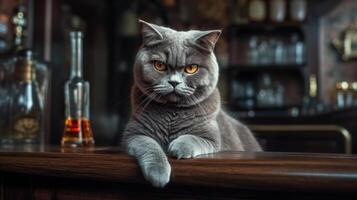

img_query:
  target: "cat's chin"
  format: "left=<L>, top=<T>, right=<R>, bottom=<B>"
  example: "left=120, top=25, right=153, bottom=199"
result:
left=166, top=93, right=181, bottom=103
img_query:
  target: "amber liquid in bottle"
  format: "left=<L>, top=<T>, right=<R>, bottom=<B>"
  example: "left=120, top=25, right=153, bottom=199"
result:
left=62, top=117, right=94, bottom=147
left=61, top=31, right=94, bottom=148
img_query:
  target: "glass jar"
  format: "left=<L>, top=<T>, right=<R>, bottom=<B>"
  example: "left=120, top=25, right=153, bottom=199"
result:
left=336, top=81, right=349, bottom=109
left=289, top=34, right=305, bottom=64
left=290, top=0, right=307, bottom=22
left=270, top=0, right=286, bottom=22
left=248, top=36, right=259, bottom=64
left=351, top=82, right=357, bottom=107
left=248, top=0, right=266, bottom=22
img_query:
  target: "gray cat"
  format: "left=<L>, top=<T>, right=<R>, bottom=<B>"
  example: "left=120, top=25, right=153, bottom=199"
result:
left=121, top=20, right=262, bottom=187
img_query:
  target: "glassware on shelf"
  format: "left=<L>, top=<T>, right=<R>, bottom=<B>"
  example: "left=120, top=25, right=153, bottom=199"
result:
left=274, top=81, right=284, bottom=106
left=274, top=40, right=285, bottom=64
left=257, top=38, right=269, bottom=65
left=248, top=0, right=266, bottom=22
left=351, top=82, right=357, bottom=107
left=61, top=31, right=94, bottom=148
left=346, top=83, right=354, bottom=108
left=231, top=0, right=249, bottom=24
left=288, top=34, right=305, bottom=64
left=267, top=38, right=278, bottom=64
left=0, top=3, right=50, bottom=147
left=336, top=81, right=349, bottom=109
left=257, top=74, right=285, bottom=107
left=302, top=74, right=319, bottom=115
left=231, top=80, right=244, bottom=100
left=290, top=0, right=307, bottom=22
left=246, top=35, right=305, bottom=65
left=231, top=80, right=255, bottom=109
left=0, top=13, right=9, bottom=53
left=8, top=49, right=43, bottom=145
left=244, top=81, right=255, bottom=108
left=248, top=36, right=259, bottom=64
left=270, top=0, right=286, bottom=22
left=257, top=74, right=274, bottom=107
left=334, top=81, right=357, bottom=109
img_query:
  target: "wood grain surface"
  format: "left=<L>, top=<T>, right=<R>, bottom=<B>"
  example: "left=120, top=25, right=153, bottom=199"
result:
left=0, top=147, right=357, bottom=193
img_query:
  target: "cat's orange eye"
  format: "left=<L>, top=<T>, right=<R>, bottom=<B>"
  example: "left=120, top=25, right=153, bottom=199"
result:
left=153, top=61, right=167, bottom=72
left=184, top=64, right=199, bottom=74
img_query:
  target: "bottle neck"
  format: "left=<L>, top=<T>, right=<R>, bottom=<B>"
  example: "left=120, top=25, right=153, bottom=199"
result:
left=70, top=33, right=83, bottom=78
left=12, top=4, right=27, bottom=51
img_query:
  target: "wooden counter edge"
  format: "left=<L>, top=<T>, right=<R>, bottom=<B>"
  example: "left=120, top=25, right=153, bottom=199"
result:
left=0, top=149, right=357, bottom=192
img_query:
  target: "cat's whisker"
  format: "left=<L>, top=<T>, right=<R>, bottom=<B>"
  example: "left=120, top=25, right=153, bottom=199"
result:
left=137, top=86, right=153, bottom=100
left=136, top=91, right=155, bottom=112
left=191, top=94, right=210, bottom=122
left=140, top=93, right=158, bottom=113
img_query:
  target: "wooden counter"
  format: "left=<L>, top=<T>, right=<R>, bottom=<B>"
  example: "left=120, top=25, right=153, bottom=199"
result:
left=0, top=146, right=357, bottom=199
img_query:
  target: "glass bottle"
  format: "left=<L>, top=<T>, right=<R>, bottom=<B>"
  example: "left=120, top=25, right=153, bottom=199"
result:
left=270, top=0, right=286, bottom=22
left=302, top=74, right=318, bottom=115
left=290, top=0, right=307, bottom=22
left=289, top=34, right=305, bottom=64
left=0, top=4, right=27, bottom=145
left=257, top=73, right=274, bottom=107
left=351, top=82, right=357, bottom=107
left=0, top=3, right=50, bottom=147
left=61, top=31, right=94, bottom=148
left=231, top=0, right=249, bottom=24
left=8, top=49, right=43, bottom=145
left=248, top=0, right=266, bottom=22
left=346, top=82, right=354, bottom=108
left=248, top=36, right=259, bottom=64
left=336, top=81, right=348, bottom=109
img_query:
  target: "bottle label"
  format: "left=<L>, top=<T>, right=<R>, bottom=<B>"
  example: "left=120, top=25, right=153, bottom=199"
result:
left=15, top=60, right=35, bottom=82
left=13, top=116, right=40, bottom=138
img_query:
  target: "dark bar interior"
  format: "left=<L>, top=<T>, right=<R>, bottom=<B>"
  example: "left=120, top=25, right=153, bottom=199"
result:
left=1, top=0, right=357, bottom=199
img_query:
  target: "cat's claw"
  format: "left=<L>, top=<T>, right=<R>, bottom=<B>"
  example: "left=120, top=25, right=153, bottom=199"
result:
left=142, top=161, right=171, bottom=188
left=168, top=136, right=199, bottom=159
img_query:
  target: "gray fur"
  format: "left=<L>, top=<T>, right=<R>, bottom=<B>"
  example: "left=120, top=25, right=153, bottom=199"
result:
left=122, top=20, right=262, bottom=187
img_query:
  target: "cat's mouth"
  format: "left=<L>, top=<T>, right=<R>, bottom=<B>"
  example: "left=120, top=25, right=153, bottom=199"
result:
left=165, top=91, right=183, bottom=102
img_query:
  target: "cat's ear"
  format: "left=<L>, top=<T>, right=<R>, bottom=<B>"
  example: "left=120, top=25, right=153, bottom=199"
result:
left=193, top=30, right=221, bottom=52
left=138, top=19, right=164, bottom=46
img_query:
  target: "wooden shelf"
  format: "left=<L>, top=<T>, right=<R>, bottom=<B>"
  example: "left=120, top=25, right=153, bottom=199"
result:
left=228, top=104, right=301, bottom=110
left=228, top=22, right=304, bottom=34
left=227, top=105, right=302, bottom=118
left=225, top=64, right=307, bottom=75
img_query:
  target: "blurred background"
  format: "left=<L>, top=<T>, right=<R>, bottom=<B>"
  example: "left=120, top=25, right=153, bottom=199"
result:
left=1, top=0, right=357, bottom=154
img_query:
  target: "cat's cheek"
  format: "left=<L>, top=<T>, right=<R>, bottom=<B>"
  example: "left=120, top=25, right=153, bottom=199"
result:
left=141, top=65, right=158, bottom=83
left=197, top=77, right=210, bottom=87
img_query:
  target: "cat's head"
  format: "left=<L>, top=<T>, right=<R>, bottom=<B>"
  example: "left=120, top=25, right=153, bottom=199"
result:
left=133, top=20, right=221, bottom=107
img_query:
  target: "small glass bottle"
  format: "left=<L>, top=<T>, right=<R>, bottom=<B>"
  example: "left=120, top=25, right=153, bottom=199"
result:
left=336, top=81, right=349, bottom=109
left=9, top=49, right=43, bottom=145
left=61, top=31, right=94, bottom=148
left=270, top=0, right=286, bottom=22
left=248, top=0, right=266, bottom=22
left=290, top=0, right=307, bottom=22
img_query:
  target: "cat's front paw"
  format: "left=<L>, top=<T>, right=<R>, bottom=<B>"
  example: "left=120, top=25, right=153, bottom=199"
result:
left=168, top=135, right=200, bottom=159
left=141, top=160, right=171, bottom=188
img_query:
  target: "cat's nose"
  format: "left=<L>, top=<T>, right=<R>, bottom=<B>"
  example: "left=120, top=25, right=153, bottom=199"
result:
left=168, top=81, right=180, bottom=87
